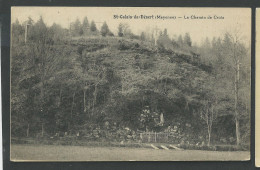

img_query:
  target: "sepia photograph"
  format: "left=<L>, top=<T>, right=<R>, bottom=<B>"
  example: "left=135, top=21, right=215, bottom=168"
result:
left=10, top=7, right=251, bottom=161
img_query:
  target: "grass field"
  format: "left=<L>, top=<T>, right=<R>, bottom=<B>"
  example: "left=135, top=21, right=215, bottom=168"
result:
left=10, top=144, right=250, bottom=161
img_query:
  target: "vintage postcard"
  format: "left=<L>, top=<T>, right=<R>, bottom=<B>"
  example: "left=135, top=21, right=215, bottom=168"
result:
left=10, top=7, right=251, bottom=161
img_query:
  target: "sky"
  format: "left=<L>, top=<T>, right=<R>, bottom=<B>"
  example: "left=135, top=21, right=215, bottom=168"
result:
left=11, top=7, right=251, bottom=45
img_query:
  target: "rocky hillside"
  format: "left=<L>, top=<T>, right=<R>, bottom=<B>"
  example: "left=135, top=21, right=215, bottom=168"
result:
left=11, top=35, right=250, bottom=146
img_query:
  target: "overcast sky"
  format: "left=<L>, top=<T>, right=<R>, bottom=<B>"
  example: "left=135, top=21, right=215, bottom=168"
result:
left=11, top=7, right=251, bottom=45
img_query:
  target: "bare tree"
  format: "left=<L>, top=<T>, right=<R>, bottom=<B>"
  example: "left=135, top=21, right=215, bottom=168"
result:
left=200, top=99, right=218, bottom=146
left=223, top=30, right=248, bottom=145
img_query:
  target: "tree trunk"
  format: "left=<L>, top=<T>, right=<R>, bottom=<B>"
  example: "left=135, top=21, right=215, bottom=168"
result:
left=92, top=84, right=98, bottom=116
left=59, top=87, right=62, bottom=107
left=71, top=92, right=75, bottom=118
left=164, top=65, right=169, bottom=93
left=68, top=122, right=70, bottom=132
left=235, top=117, right=241, bottom=145
left=207, top=126, right=211, bottom=146
left=26, top=123, right=30, bottom=137
left=25, top=23, right=28, bottom=43
left=40, top=77, right=46, bottom=100
left=235, top=62, right=240, bottom=145
left=150, top=95, right=158, bottom=112
left=83, top=90, right=86, bottom=113
left=41, top=123, right=44, bottom=137
left=88, top=100, right=91, bottom=119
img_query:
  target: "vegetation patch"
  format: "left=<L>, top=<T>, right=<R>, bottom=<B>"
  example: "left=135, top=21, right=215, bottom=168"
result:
left=11, top=16, right=250, bottom=150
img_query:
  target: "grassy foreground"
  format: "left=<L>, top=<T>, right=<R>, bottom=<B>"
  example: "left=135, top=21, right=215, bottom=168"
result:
left=11, top=144, right=250, bottom=161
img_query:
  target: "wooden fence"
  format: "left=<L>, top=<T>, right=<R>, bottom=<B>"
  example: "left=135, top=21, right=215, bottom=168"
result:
left=139, top=132, right=170, bottom=143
